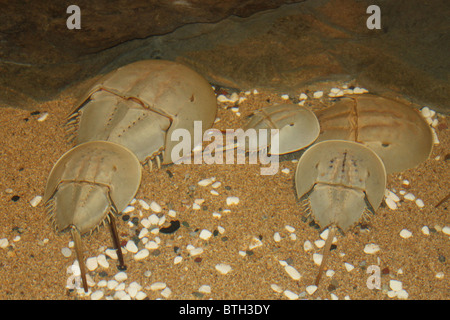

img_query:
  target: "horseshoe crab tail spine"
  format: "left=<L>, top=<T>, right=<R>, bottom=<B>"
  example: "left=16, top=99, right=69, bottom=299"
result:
left=107, top=212, right=126, bottom=270
left=70, top=225, right=88, bottom=293
left=315, top=226, right=337, bottom=286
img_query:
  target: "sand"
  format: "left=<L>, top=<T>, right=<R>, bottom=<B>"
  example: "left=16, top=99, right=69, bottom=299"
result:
left=0, top=88, right=448, bottom=300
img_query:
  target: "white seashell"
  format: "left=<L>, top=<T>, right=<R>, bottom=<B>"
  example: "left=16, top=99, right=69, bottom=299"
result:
left=284, top=290, right=299, bottom=300
left=114, top=272, right=128, bottom=282
left=315, top=239, right=325, bottom=248
left=192, top=203, right=201, bottom=210
left=421, top=226, right=430, bottom=235
left=385, top=197, right=398, bottom=210
left=281, top=94, right=290, bottom=100
left=148, top=214, right=160, bottom=225
left=226, top=196, right=240, bottom=205
left=313, top=91, right=323, bottom=98
left=97, top=254, right=109, bottom=269
left=138, top=228, right=149, bottom=239
left=281, top=168, right=290, bottom=174
left=284, top=265, right=301, bottom=280
left=199, top=229, right=212, bottom=240
left=134, top=249, right=149, bottom=261
left=86, top=257, right=98, bottom=271
left=249, top=237, right=263, bottom=250
left=396, top=289, right=409, bottom=300
left=30, top=195, right=42, bottom=207
left=313, top=253, right=323, bottom=266
left=306, top=285, right=317, bottom=295
left=271, top=284, right=283, bottom=293
left=363, top=243, right=380, bottom=254
left=105, top=249, right=118, bottom=260
left=303, top=240, right=313, bottom=252
left=404, top=193, right=416, bottom=201
left=385, top=189, right=400, bottom=202
left=212, top=181, right=222, bottom=188
left=285, top=225, right=295, bottom=233
left=125, top=240, right=138, bottom=253
left=198, top=178, right=214, bottom=186
left=389, top=279, right=403, bottom=292
left=344, top=262, right=355, bottom=272
left=273, top=232, right=281, bottom=242
left=299, top=93, right=308, bottom=100
left=442, top=226, right=450, bottom=235
left=174, top=256, right=183, bottom=265
left=150, top=201, right=162, bottom=213
left=161, top=287, right=172, bottom=298
left=0, top=238, right=9, bottom=249
left=189, top=247, right=204, bottom=256
left=421, top=107, right=431, bottom=118
left=145, top=241, right=159, bottom=250
left=150, top=282, right=166, bottom=291
left=400, top=229, right=412, bottom=239
left=107, top=280, right=119, bottom=290
left=122, top=206, right=135, bottom=213
left=37, top=112, right=49, bottom=122
left=198, top=285, right=211, bottom=294
left=215, top=263, right=232, bottom=275
left=61, top=247, right=72, bottom=257
left=326, top=269, right=335, bottom=277
left=91, top=290, right=104, bottom=300
left=415, top=199, right=425, bottom=208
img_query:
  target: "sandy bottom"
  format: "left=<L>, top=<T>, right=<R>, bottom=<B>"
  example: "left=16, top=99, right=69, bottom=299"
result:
left=0, top=87, right=448, bottom=300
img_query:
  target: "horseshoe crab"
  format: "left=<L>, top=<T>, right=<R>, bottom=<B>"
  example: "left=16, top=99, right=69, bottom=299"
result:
left=43, top=141, right=142, bottom=292
left=242, top=103, right=320, bottom=154
left=315, top=94, right=433, bottom=174
left=66, top=59, right=217, bottom=167
left=295, top=140, right=386, bottom=285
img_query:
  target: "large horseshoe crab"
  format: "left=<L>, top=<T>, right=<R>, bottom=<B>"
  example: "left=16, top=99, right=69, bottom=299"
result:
left=66, top=59, right=218, bottom=167
left=295, top=140, right=386, bottom=285
left=315, top=94, right=433, bottom=174
left=43, top=141, right=142, bottom=292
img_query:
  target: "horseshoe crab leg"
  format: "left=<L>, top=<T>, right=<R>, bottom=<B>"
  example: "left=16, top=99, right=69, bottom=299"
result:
left=315, top=226, right=337, bottom=286
left=70, top=225, right=88, bottom=293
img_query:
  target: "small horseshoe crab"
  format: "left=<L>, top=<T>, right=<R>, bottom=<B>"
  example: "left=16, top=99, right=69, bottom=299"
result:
left=315, top=94, right=433, bottom=174
left=242, top=103, right=320, bottom=154
left=43, top=141, right=142, bottom=292
left=66, top=59, right=217, bottom=168
left=295, top=140, right=386, bottom=285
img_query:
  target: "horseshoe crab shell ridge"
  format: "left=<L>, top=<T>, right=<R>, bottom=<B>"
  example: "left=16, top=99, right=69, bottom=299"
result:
left=66, top=59, right=218, bottom=166
left=295, top=139, right=386, bottom=285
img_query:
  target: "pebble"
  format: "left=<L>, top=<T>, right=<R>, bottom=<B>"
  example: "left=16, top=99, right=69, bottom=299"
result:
left=174, top=256, right=183, bottom=265
left=125, top=240, right=138, bottom=253
left=326, top=269, right=335, bottom=277
left=281, top=168, right=290, bottom=174
left=90, top=290, right=104, bottom=300
left=114, top=290, right=129, bottom=300
left=122, top=206, right=135, bottom=214
left=199, top=229, right=213, bottom=240
left=435, top=272, right=444, bottom=279
left=226, top=196, right=240, bottom=206
left=198, top=285, right=211, bottom=294
left=314, top=239, right=325, bottom=248
left=344, top=262, right=355, bottom=272
left=198, top=178, right=215, bottom=186
left=421, top=226, right=430, bottom=236
left=107, top=280, right=119, bottom=290
left=271, top=284, right=283, bottom=293
left=285, top=225, right=295, bottom=233
left=145, top=241, right=159, bottom=250
left=284, top=265, right=301, bottom=280
left=215, top=263, right=232, bottom=275
left=212, top=181, right=222, bottom=189
left=443, top=226, right=450, bottom=235
left=273, top=232, right=281, bottom=242
left=161, top=287, right=172, bottom=298
left=0, top=238, right=9, bottom=249
left=37, top=112, right=49, bottom=122
left=189, top=247, right=204, bottom=256
left=281, top=94, right=290, bottom=100
left=127, top=282, right=142, bottom=298
left=138, top=228, right=149, bottom=239
left=150, top=282, right=166, bottom=291
left=389, top=279, right=403, bottom=292
left=415, top=199, right=425, bottom=208
left=404, top=193, right=416, bottom=201
left=29, top=195, right=42, bottom=207
left=105, top=249, right=118, bottom=260
left=364, top=243, right=381, bottom=254
left=134, top=249, right=150, bottom=261
left=284, top=290, right=299, bottom=300
left=97, top=280, right=107, bottom=287
left=135, top=291, right=147, bottom=300
left=299, top=93, right=308, bottom=100
left=385, top=189, right=400, bottom=202
left=86, top=257, right=98, bottom=271
left=385, top=197, right=398, bottom=210
left=138, top=199, right=150, bottom=210
left=114, top=272, right=128, bottom=282
left=399, top=229, right=412, bottom=239
left=303, top=240, right=313, bottom=252
left=313, top=91, right=323, bottom=98
left=150, top=201, right=162, bottom=213
left=306, top=285, right=317, bottom=295
left=97, top=254, right=109, bottom=269
left=61, top=247, right=72, bottom=257
left=148, top=214, right=160, bottom=225
left=313, top=253, right=323, bottom=266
